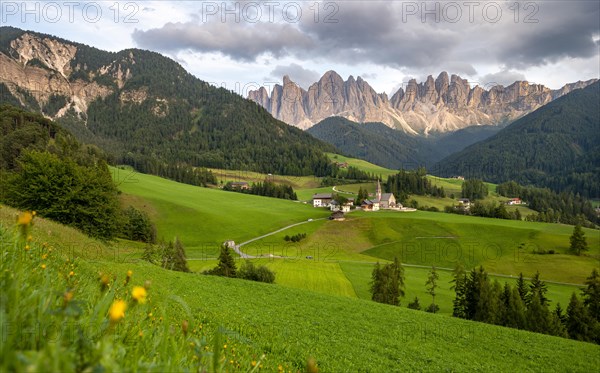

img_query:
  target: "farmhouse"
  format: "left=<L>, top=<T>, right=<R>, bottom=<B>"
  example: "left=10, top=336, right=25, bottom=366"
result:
left=361, top=199, right=380, bottom=211
left=330, top=200, right=352, bottom=213
left=312, top=193, right=333, bottom=207
left=506, top=198, right=523, bottom=205
left=457, top=198, right=471, bottom=207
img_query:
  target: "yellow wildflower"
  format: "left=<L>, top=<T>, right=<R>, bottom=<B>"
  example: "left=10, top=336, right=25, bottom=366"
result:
left=41, top=254, right=48, bottom=260
left=41, top=264, right=46, bottom=270
left=109, top=300, right=127, bottom=322
left=132, top=286, right=147, bottom=304
left=63, top=291, right=73, bottom=307
left=27, top=235, right=33, bottom=242
left=17, top=212, right=33, bottom=226
left=32, top=211, right=36, bottom=216
left=24, top=245, right=30, bottom=251
left=69, top=271, right=74, bottom=277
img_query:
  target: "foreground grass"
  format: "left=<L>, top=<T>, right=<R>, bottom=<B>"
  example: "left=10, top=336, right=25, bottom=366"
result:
left=2, top=205, right=598, bottom=372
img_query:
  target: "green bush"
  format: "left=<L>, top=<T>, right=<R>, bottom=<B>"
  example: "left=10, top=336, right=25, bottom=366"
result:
left=3, top=151, right=120, bottom=239
left=238, top=261, right=276, bottom=284
left=121, top=206, right=156, bottom=243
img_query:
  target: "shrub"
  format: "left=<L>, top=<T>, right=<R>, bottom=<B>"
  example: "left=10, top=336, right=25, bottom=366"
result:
left=142, top=237, right=189, bottom=272
left=120, top=206, right=156, bottom=243
left=238, top=261, right=276, bottom=284
left=408, top=297, right=422, bottom=310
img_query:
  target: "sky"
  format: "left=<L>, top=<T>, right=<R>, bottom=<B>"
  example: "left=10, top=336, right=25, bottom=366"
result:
left=2, top=1, right=599, bottom=96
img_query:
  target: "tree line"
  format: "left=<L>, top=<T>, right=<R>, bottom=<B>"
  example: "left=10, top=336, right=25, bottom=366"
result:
left=370, top=256, right=600, bottom=344
left=385, top=168, right=446, bottom=203
left=497, top=181, right=599, bottom=226
left=223, top=180, right=298, bottom=200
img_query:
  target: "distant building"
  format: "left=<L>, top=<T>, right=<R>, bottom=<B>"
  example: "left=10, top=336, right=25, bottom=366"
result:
left=361, top=199, right=380, bottom=211
left=223, top=240, right=236, bottom=249
left=312, top=193, right=333, bottom=207
left=330, top=210, right=345, bottom=221
left=453, top=176, right=465, bottom=180
left=334, top=161, right=349, bottom=168
left=457, top=198, right=471, bottom=207
left=331, top=200, right=352, bottom=212
left=506, top=198, right=523, bottom=205
left=230, top=181, right=250, bottom=190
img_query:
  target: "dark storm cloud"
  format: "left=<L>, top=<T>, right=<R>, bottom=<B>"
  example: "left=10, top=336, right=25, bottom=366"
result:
left=131, top=1, right=599, bottom=70
left=493, top=1, right=600, bottom=68
left=132, top=20, right=313, bottom=62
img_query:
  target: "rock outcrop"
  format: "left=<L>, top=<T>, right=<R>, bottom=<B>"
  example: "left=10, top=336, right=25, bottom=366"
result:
left=249, top=71, right=597, bottom=134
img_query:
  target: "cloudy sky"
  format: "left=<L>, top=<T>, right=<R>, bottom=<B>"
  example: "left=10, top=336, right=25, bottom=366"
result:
left=3, top=1, right=599, bottom=96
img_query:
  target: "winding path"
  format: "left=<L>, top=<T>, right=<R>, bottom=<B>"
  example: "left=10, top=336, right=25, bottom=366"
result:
left=233, top=218, right=327, bottom=258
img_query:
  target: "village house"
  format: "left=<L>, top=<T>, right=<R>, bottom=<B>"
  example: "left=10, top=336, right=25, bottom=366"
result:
left=457, top=198, right=471, bottom=207
left=506, top=198, right=523, bottom=205
left=312, top=193, right=333, bottom=207
left=361, top=199, right=380, bottom=211
left=330, top=200, right=353, bottom=213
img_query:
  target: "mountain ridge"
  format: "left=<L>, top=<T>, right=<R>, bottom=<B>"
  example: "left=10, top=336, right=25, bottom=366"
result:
left=0, top=26, right=336, bottom=177
left=248, top=70, right=597, bottom=134
left=433, top=81, right=600, bottom=198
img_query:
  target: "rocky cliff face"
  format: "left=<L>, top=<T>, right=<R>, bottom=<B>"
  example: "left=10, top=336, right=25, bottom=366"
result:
left=0, top=30, right=159, bottom=121
left=0, top=33, right=113, bottom=119
left=248, top=71, right=597, bottom=134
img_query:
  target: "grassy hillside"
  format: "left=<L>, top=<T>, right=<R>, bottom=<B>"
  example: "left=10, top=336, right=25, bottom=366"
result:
left=111, top=166, right=331, bottom=256
left=114, top=169, right=597, bottom=317
left=1, top=205, right=598, bottom=371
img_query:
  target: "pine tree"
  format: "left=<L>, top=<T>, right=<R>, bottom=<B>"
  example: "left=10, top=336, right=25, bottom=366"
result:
left=425, top=266, right=439, bottom=313
left=582, top=268, right=600, bottom=321
left=526, top=291, right=551, bottom=334
left=505, top=287, right=527, bottom=329
left=555, top=303, right=567, bottom=325
left=566, top=292, right=592, bottom=342
left=370, top=258, right=404, bottom=306
left=528, top=271, right=549, bottom=306
left=210, top=245, right=237, bottom=277
left=450, top=264, right=467, bottom=318
left=408, top=296, right=422, bottom=310
left=172, top=237, right=190, bottom=272
left=569, top=224, right=589, bottom=255
left=516, top=272, right=529, bottom=304
left=465, top=266, right=487, bottom=320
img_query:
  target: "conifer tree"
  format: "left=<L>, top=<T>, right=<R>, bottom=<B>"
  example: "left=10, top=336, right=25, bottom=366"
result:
left=566, top=292, right=593, bottom=342
left=210, top=245, right=237, bottom=277
left=528, top=271, right=549, bottom=306
left=516, top=272, right=529, bottom=304
left=505, top=287, right=527, bottom=329
left=450, top=264, right=467, bottom=318
left=526, top=291, right=551, bottom=334
left=569, top=224, right=588, bottom=255
left=582, top=269, right=600, bottom=321
left=425, top=266, right=439, bottom=313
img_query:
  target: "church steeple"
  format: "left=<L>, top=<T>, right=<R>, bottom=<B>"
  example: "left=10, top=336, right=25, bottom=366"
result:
left=376, top=179, right=382, bottom=202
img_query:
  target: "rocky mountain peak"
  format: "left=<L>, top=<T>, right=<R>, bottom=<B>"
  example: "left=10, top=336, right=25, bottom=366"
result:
left=248, top=70, right=598, bottom=134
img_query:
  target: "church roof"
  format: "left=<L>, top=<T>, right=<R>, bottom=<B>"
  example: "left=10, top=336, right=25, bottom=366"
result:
left=380, top=193, right=394, bottom=202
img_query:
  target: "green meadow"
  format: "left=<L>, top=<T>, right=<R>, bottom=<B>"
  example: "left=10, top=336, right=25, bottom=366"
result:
left=2, top=205, right=598, bottom=371
left=111, top=167, right=598, bottom=321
